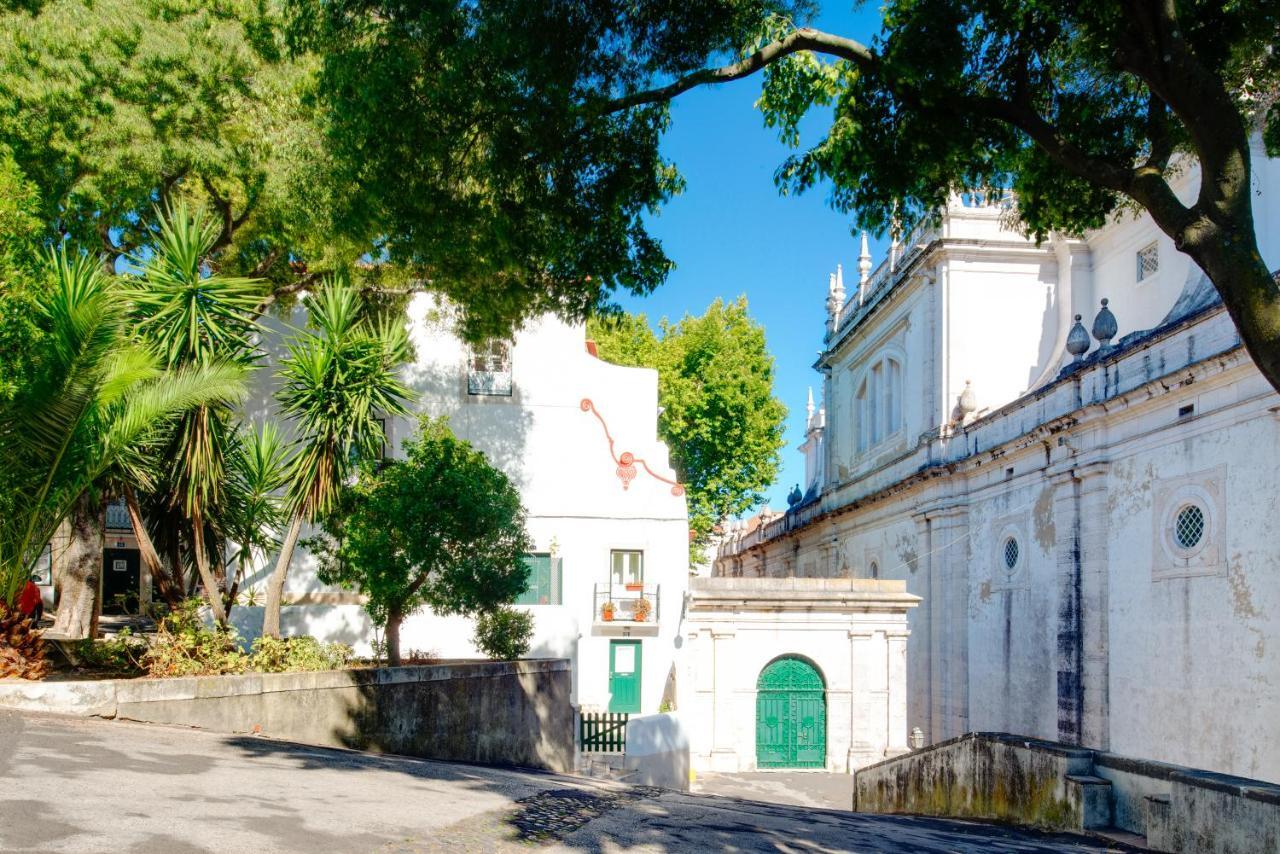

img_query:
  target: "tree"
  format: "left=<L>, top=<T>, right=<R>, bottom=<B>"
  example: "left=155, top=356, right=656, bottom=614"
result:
left=262, top=284, right=413, bottom=639
left=0, top=0, right=332, bottom=289
left=126, top=203, right=267, bottom=624
left=0, top=146, right=49, bottom=404
left=308, top=416, right=533, bottom=666
left=301, top=1, right=1280, bottom=394
left=590, top=298, right=788, bottom=551
left=0, top=248, right=242, bottom=661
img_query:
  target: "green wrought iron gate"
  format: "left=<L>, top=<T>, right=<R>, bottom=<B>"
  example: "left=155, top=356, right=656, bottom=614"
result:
left=755, top=657, right=826, bottom=769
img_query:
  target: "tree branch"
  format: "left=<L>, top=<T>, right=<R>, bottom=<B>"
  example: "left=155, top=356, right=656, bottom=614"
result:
left=602, top=27, right=874, bottom=114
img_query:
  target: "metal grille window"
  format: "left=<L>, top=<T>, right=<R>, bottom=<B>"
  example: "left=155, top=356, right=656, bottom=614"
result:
left=1174, top=504, right=1206, bottom=550
left=515, top=553, right=562, bottom=605
left=1003, top=537, right=1020, bottom=571
left=468, top=339, right=512, bottom=396
left=1137, top=242, right=1159, bottom=282
left=105, top=499, right=131, bottom=532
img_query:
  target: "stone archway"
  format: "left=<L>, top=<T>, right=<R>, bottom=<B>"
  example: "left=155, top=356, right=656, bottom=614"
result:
left=755, top=656, right=826, bottom=769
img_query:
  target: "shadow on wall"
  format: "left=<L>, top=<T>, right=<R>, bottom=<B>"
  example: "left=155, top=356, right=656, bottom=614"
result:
left=229, top=605, right=372, bottom=652
left=329, top=662, right=575, bottom=773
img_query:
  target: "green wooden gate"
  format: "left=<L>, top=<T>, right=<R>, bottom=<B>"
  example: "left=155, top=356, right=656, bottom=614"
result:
left=755, top=657, right=826, bottom=769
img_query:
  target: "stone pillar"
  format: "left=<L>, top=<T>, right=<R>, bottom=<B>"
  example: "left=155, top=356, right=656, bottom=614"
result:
left=911, top=511, right=935, bottom=744
left=709, top=629, right=739, bottom=771
left=885, top=630, right=911, bottom=756
left=847, top=630, right=877, bottom=769
left=928, top=503, right=970, bottom=740
left=1077, top=463, right=1110, bottom=750
left=1049, top=468, right=1083, bottom=745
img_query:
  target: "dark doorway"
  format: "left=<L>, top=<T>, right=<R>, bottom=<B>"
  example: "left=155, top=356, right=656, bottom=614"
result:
left=102, top=548, right=140, bottom=614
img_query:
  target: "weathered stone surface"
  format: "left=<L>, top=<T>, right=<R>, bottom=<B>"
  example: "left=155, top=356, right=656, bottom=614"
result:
left=0, top=660, right=574, bottom=772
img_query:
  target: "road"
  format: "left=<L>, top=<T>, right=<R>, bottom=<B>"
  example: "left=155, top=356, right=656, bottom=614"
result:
left=0, top=711, right=1133, bottom=853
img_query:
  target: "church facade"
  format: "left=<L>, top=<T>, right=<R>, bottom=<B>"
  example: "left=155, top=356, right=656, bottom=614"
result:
left=715, top=136, right=1280, bottom=782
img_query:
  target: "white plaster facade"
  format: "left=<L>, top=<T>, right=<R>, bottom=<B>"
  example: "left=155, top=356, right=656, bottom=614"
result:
left=716, top=139, right=1280, bottom=782
left=236, top=303, right=689, bottom=716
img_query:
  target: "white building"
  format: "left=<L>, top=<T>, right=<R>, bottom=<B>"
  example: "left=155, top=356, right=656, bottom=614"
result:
left=716, top=138, right=1280, bottom=782
left=237, top=302, right=690, bottom=716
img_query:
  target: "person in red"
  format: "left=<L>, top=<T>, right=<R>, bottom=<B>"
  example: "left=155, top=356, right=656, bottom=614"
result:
left=16, top=575, right=43, bottom=623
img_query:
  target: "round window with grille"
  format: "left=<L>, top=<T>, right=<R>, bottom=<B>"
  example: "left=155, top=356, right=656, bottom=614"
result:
left=1174, top=504, right=1206, bottom=550
left=1003, top=537, right=1020, bottom=572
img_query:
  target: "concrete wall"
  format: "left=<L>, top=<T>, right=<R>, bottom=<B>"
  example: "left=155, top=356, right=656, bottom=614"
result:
left=0, top=660, right=574, bottom=773
left=855, top=732, right=1280, bottom=854
left=623, top=712, right=690, bottom=790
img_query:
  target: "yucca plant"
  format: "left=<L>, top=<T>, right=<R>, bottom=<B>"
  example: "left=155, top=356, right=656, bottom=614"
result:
left=261, top=283, right=413, bottom=638
left=127, top=202, right=265, bottom=625
left=0, top=248, right=243, bottom=670
left=221, top=421, right=290, bottom=612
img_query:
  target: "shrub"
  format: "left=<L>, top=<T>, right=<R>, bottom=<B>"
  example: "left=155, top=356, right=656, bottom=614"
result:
left=250, top=635, right=354, bottom=673
left=73, top=628, right=147, bottom=676
left=472, top=606, right=534, bottom=660
left=141, top=600, right=249, bottom=678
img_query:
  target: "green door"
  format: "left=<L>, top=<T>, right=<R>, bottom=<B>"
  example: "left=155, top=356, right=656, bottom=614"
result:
left=756, top=657, right=826, bottom=768
left=608, top=640, right=642, bottom=713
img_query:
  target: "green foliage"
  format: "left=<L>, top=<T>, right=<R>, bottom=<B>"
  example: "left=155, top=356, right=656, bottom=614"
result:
left=0, top=147, right=49, bottom=405
left=589, top=297, right=787, bottom=547
left=0, top=0, right=332, bottom=280
left=309, top=414, right=533, bottom=664
left=249, top=635, right=354, bottom=673
left=73, top=628, right=147, bottom=676
left=0, top=247, right=244, bottom=606
left=142, top=600, right=250, bottom=677
left=472, top=606, right=534, bottom=661
left=286, top=0, right=810, bottom=339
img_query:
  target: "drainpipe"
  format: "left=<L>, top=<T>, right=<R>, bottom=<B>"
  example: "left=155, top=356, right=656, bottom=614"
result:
left=1025, top=235, right=1084, bottom=392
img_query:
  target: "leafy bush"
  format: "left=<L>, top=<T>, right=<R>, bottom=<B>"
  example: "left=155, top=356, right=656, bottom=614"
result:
left=472, top=606, right=534, bottom=660
left=142, top=600, right=249, bottom=678
left=250, top=635, right=354, bottom=673
left=72, top=628, right=147, bottom=676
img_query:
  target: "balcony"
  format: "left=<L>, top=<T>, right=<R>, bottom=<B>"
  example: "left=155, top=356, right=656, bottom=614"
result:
left=592, top=582, right=660, bottom=636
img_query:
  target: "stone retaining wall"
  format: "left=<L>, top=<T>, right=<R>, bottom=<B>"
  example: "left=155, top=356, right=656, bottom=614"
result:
left=854, top=732, right=1280, bottom=853
left=0, top=660, right=574, bottom=772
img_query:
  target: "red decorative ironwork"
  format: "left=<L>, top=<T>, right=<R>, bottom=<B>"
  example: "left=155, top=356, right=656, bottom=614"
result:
left=580, top=398, right=685, bottom=496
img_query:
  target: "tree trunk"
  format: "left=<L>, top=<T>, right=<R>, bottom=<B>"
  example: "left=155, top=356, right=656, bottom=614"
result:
left=261, top=513, right=304, bottom=639
left=385, top=608, right=403, bottom=667
left=1188, top=229, right=1280, bottom=396
left=123, top=485, right=179, bottom=609
left=189, top=512, right=228, bottom=626
left=50, top=495, right=103, bottom=640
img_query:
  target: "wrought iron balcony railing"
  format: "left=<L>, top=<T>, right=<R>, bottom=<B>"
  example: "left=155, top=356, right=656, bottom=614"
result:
left=593, top=582, right=660, bottom=624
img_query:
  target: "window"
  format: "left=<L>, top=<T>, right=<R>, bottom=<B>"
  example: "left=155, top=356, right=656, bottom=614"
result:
left=468, top=339, right=512, bottom=396
left=610, top=550, right=643, bottom=586
left=515, top=553, right=562, bottom=605
left=868, top=560, right=879, bottom=579
left=1137, top=242, right=1159, bottom=282
left=1174, top=504, right=1205, bottom=551
left=104, top=499, right=131, bottom=532
left=853, top=352, right=904, bottom=454
left=1003, top=537, right=1020, bottom=573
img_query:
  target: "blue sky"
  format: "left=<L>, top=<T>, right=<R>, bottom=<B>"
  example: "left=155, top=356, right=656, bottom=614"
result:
left=614, top=3, right=888, bottom=511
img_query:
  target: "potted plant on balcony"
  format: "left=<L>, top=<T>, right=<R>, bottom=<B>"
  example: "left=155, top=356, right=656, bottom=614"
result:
left=625, top=581, right=644, bottom=592
left=632, top=596, right=652, bottom=622
left=601, top=601, right=615, bottom=622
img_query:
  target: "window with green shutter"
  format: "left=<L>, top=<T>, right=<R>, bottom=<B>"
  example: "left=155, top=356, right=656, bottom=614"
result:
left=515, top=553, right=562, bottom=605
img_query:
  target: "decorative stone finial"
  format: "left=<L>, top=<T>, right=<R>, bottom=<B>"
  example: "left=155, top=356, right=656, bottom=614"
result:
left=858, top=232, right=872, bottom=282
left=787, top=484, right=802, bottom=507
left=957, top=380, right=977, bottom=418
left=1067, top=314, right=1090, bottom=360
left=826, top=267, right=846, bottom=331
left=806, top=387, right=815, bottom=420
left=1092, top=298, right=1117, bottom=348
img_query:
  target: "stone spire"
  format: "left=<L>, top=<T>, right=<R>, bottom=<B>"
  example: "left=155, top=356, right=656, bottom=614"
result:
left=825, top=266, right=846, bottom=333
left=806, top=387, right=815, bottom=422
left=858, top=231, right=872, bottom=304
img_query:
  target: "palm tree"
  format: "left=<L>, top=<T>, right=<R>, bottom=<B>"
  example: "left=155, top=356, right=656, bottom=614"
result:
left=127, top=203, right=264, bottom=624
left=0, top=248, right=243, bottom=673
left=261, top=283, right=412, bottom=639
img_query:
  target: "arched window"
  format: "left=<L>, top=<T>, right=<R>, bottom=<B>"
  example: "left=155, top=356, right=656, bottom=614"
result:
left=852, top=351, right=905, bottom=454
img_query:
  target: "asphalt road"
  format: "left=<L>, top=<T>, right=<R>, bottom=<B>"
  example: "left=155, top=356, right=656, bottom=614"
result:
left=0, top=711, right=1133, bottom=853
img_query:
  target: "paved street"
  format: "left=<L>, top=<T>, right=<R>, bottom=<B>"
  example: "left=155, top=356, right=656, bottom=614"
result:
left=1, top=711, right=1133, bottom=853
left=693, top=771, right=854, bottom=811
